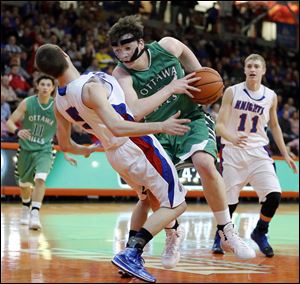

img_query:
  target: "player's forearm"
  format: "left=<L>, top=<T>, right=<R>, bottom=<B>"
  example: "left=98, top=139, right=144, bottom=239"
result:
left=179, top=47, right=202, bottom=73
left=216, top=123, right=234, bottom=143
left=6, top=119, right=18, bottom=133
left=130, top=87, right=174, bottom=121
left=111, top=120, right=162, bottom=137
left=271, top=125, right=290, bottom=158
left=58, top=137, right=90, bottom=156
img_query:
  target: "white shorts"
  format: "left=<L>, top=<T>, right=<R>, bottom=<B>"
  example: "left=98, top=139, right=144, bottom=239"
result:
left=106, top=135, right=186, bottom=208
left=221, top=146, right=281, bottom=204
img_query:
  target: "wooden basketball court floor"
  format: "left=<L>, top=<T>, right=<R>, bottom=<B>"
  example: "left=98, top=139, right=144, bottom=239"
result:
left=1, top=201, right=299, bottom=283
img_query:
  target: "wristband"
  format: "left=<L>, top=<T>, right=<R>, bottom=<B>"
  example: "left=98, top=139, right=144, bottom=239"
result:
left=14, top=128, right=20, bottom=136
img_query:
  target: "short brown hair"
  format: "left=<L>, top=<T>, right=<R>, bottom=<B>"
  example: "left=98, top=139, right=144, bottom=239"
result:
left=36, top=74, right=55, bottom=85
left=35, top=44, right=68, bottom=78
left=244, top=54, right=266, bottom=69
left=107, top=15, right=144, bottom=45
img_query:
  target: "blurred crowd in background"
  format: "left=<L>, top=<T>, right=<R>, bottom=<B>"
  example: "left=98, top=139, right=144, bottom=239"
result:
left=1, top=1, right=298, bottom=156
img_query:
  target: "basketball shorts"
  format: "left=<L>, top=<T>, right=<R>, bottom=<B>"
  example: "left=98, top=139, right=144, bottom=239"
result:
left=15, top=148, right=55, bottom=187
left=156, top=113, right=217, bottom=164
left=220, top=146, right=281, bottom=204
left=105, top=136, right=187, bottom=208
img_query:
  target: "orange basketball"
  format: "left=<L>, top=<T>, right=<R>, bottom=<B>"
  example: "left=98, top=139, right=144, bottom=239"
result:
left=190, top=67, right=224, bottom=105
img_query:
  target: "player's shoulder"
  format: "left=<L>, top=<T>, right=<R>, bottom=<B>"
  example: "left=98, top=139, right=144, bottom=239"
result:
left=263, top=84, right=276, bottom=95
left=23, top=95, right=37, bottom=107
left=225, top=82, right=243, bottom=95
left=158, top=36, right=183, bottom=57
left=112, top=66, right=131, bottom=80
left=223, top=84, right=237, bottom=95
left=25, top=95, right=36, bottom=102
left=158, top=36, right=178, bottom=46
left=158, top=37, right=180, bottom=50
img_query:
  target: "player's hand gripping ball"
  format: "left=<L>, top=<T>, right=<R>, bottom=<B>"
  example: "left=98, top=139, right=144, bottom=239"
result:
left=189, top=67, right=224, bottom=105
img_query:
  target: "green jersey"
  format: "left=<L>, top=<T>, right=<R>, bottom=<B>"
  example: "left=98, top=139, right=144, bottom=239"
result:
left=118, top=41, right=203, bottom=122
left=20, top=95, right=56, bottom=151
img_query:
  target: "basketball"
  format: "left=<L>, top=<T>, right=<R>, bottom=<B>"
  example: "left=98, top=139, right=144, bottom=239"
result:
left=189, top=67, right=224, bottom=105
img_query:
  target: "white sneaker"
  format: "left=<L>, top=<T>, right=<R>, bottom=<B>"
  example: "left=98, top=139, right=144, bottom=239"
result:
left=29, top=210, right=42, bottom=230
left=219, top=223, right=256, bottom=259
left=161, top=225, right=185, bottom=269
left=20, top=206, right=30, bottom=225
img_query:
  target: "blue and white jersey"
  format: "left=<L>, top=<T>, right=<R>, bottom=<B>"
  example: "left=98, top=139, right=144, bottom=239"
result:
left=56, top=71, right=133, bottom=150
left=56, top=71, right=186, bottom=208
left=221, top=82, right=275, bottom=149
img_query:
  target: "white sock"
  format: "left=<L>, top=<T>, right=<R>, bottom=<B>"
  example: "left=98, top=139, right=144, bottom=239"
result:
left=213, top=208, right=231, bottom=226
left=31, top=201, right=41, bottom=210
left=22, top=198, right=31, bottom=205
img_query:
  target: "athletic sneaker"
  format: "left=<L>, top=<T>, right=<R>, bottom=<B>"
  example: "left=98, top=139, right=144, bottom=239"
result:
left=20, top=206, right=30, bottom=225
left=161, top=225, right=185, bottom=269
left=29, top=210, right=42, bottom=230
left=212, top=230, right=225, bottom=254
left=218, top=223, right=256, bottom=259
left=112, top=248, right=156, bottom=283
left=251, top=229, right=274, bottom=257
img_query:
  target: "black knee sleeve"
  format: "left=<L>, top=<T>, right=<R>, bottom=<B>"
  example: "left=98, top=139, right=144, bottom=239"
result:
left=261, top=192, right=281, bottom=218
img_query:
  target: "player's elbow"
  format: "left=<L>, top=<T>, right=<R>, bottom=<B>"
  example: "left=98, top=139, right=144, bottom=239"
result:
left=132, top=113, right=144, bottom=122
left=128, top=106, right=144, bottom=122
left=109, top=126, right=124, bottom=137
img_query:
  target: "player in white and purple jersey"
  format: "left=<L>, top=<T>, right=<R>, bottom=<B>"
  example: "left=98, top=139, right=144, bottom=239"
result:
left=35, top=43, right=191, bottom=282
left=215, top=54, right=298, bottom=257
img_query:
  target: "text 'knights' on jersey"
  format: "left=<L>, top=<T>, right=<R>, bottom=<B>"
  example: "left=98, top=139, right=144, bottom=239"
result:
left=221, top=82, right=276, bottom=149
left=55, top=71, right=134, bottom=150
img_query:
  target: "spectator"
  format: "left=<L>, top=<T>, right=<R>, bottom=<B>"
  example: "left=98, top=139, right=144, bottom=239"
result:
left=277, top=103, right=291, bottom=119
left=1, top=74, right=19, bottom=102
left=170, top=1, right=198, bottom=28
left=287, top=139, right=299, bottom=157
left=8, top=64, right=31, bottom=98
left=279, top=110, right=297, bottom=143
left=95, top=44, right=114, bottom=71
left=4, top=35, right=22, bottom=55
left=287, top=97, right=297, bottom=115
left=1, top=92, right=11, bottom=139
left=85, top=57, right=99, bottom=73
left=80, top=41, right=96, bottom=72
left=205, top=3, right=219, bottom=33
left=289, top=110, right=299, bottom=139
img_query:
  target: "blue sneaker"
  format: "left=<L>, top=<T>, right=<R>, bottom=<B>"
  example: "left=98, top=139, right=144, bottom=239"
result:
left=251, top=229, right=274, bottom=257
left=212, top=230, right=225, bottom=254
left=112, top=248, right=156, bottom=283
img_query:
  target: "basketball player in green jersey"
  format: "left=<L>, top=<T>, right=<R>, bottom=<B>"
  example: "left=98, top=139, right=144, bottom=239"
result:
left=108, top=15, right=255, bottom=266
left=6, top=75, right=77, bottom=230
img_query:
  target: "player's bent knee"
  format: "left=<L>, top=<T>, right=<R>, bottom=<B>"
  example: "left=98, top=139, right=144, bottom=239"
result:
left=261, top=192, right=281, bottom=218
left=34, top=178, right=46, bottom=186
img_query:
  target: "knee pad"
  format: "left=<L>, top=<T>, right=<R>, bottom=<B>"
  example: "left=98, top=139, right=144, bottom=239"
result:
left=261, top=192, right=281, bottom=218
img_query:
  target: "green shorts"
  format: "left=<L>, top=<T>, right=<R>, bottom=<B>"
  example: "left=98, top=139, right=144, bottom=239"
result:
left=156, top=113, right=217, bottom=165
left=15, top=148, right=55, bottom=187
